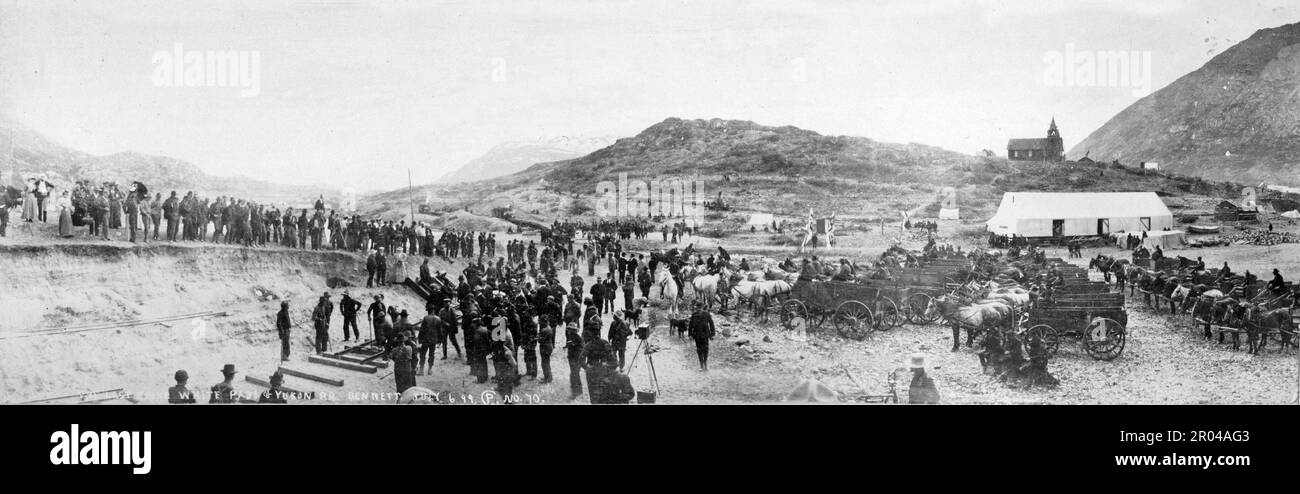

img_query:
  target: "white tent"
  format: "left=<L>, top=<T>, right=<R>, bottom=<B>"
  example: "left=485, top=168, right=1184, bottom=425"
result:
left=1282, top=210, right=1300, bottom=219
left=1112, top=230, right=1186, bottom=250
left=747, top=213, right=775, bottom=226
left=986, top=192, right=1174, bottom=237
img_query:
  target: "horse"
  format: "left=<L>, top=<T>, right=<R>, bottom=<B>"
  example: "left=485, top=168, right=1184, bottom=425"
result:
left=654, top=267, right=682, bottom=318
left=690, top=267, right=733, bottom=312
left=730, top=278, right=792, bottom=320
left=935, top=295, right=1007, bottom=352
left=1244, top=306, right=1295, bottom=354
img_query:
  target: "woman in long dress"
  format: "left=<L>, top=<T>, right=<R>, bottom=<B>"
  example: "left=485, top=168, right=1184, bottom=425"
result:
left=21, top=178, right=37, bottom=222
left=56, top=190, right=74, bottom=238
left=390, top=248, right=408, bottom=284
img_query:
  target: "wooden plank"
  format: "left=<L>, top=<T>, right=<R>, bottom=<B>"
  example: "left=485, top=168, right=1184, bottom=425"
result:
left=244, top=375, right=315, bottom=399
left=308, top=354, right=379, bottom=373
left=336, top=353, right=390, bottom=368
left=329, top=340, right=377, bottom=358
left=278, top=365, right=345, bottom=386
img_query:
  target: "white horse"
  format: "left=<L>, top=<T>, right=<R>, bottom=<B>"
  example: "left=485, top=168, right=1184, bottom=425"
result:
left=732, top=279, right=793, bottom=318
left=654, top=267, right=682, bottom=318
left=691, top=268, right=731, bottom=312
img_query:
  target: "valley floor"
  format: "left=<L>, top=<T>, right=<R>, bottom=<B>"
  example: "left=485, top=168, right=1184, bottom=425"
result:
left=2, top=218, right=1297, bottom=404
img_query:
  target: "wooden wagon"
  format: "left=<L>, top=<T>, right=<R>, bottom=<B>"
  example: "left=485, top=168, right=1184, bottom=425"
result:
left=779, top=279, right=908, bottom=340
left=1021, top=291, right=1128, bottom=361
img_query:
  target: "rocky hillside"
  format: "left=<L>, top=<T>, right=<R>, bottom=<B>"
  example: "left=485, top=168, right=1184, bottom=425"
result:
left=1, top=116, right=332, bottom=204
left=1071, top=22, right=1300, bottom=186
left=514, top=117, right=976, bottom=192
left=362, top=117, right=1279, bottom=228
left=436, top=136, right=615, bottom=184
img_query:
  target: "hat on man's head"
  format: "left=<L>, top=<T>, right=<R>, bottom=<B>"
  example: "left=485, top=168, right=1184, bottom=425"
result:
left=221, top=364, right=238, bottom=375
left=174, top=370, right=189, bottom=382
left=907, top=353, right=926, bottom=370
left=270, top=372, right=285, bottom=385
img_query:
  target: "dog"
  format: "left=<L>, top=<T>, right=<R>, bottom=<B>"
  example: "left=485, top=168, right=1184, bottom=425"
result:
left=670, top=317, right=689, bottom=339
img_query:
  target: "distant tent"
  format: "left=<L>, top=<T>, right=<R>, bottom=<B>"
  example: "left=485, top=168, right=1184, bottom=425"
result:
left=747, top=213, right=774, bottom=226
left=1282, top=210, right=1300, bottom=219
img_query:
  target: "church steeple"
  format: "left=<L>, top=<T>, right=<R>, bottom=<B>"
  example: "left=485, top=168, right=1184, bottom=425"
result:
left=1047, top=117, right=1060, bottom=139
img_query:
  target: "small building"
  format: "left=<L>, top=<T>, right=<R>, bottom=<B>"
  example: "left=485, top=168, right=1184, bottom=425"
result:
left=1007, top=118, right=1064, bottom=162
left=985, top=191, right=1174, bottom=237
left=1140, top=161, right=1159, bottom=170
left=1214, top=200, right=1258, bottom=222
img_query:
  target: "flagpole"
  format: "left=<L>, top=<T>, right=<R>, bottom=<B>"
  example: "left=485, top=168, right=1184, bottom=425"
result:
left=407, top=168, right=416, bottom=225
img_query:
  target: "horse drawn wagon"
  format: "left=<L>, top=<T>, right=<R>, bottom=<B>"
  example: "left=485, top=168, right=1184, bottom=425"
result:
left=778, top=278, right=907, bottom=340
left=1022, top=283, right=1127, bottom=361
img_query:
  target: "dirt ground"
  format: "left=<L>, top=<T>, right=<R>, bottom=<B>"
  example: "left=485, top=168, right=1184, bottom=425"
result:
left=2, top=216, right=1298, bottom=405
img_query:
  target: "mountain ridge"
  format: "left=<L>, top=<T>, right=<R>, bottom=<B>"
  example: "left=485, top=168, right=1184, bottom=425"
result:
left=1070, top=21, right=1300, bottom=186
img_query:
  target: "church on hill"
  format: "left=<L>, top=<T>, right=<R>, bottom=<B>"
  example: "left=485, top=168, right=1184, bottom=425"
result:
left=1007, top=119, right=1064, bottom=162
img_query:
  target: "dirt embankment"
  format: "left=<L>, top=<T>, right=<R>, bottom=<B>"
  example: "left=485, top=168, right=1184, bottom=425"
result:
left=0, top=244, right=435, bottom=403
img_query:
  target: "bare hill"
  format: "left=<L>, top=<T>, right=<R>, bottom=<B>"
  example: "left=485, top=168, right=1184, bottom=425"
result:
left=436, top=136, right=615, bottom=184
left=1071, top=22, right=1300, bottom=186
left=364, top=117, right=1281, bottom=228
left=1, top=116, right=332, bottom=204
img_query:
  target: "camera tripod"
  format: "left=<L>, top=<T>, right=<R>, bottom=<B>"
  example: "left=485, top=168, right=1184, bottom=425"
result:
left=625, top=332, right=660, bottom=401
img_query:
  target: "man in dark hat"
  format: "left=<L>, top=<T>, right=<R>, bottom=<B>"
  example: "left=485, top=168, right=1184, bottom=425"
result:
left=470, top=317, right=492, bottom=384
left=167, top=370, right=196, bottom=404
left=602, top=276, right=618, bottom=314
left=210, top=364, right=240, bottom=403
left=518, top=305, right=539, bottom=380
left=582, top=299, right=603, bottom=341
left=492, top=342, right=519, bottom=399
left=375, top=248, right=388, bottom=286
left=258, top=372, right=289, bottom=403
left=437, top=298, right=461, bottom=360
left=1267, top=268, right=1287, bottom=295
left=590, top=277, right=606, bottom=315
left=564, top=325, right=585, bottom=399
left=276, top=301, right=293, bottom=361
left=339, top=292, right=362, bottom=342
left=312, top=292, right=334, bottom=354
left=389, top=333, right=416, bottom=393
left=688, top=302, right=716, bottom=371
left=564, top=295, right=582, bottom=329
left=418, top=305, right=443, bottom=376
left=367, top=294, right=387, bottom=345
left=607, top=311, right=632, bottom=370
left=365, top=249, right=378, bottom=288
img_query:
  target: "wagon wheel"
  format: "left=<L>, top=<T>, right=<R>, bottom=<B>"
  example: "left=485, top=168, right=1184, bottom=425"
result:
left=874, top=296, right=904, bottom=330
left=833, top=300, right=875, bottom=341
left=1082, top=318, right=1126, bottom=361
left=780, top=300, right=809, bottom=330
left=1024, top=324, right=1060, bottom=358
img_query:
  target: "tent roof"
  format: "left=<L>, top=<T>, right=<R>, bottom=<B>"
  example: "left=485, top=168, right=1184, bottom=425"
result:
left=987, top=192, right=1172, bottom=223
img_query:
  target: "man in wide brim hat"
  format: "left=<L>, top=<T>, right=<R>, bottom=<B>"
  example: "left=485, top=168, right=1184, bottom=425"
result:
left=906, top=353, right=940, bottom=404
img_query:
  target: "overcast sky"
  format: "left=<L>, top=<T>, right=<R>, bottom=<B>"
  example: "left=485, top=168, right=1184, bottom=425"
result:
left=2, top=0, right=1297, bottom=192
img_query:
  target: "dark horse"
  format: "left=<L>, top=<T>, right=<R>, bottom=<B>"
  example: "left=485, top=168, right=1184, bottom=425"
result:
left=1244, top=306, right=1296, bottom=355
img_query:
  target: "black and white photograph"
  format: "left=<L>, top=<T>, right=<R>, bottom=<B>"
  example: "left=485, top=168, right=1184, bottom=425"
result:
left=1, top=0, right=1298, bottom=423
